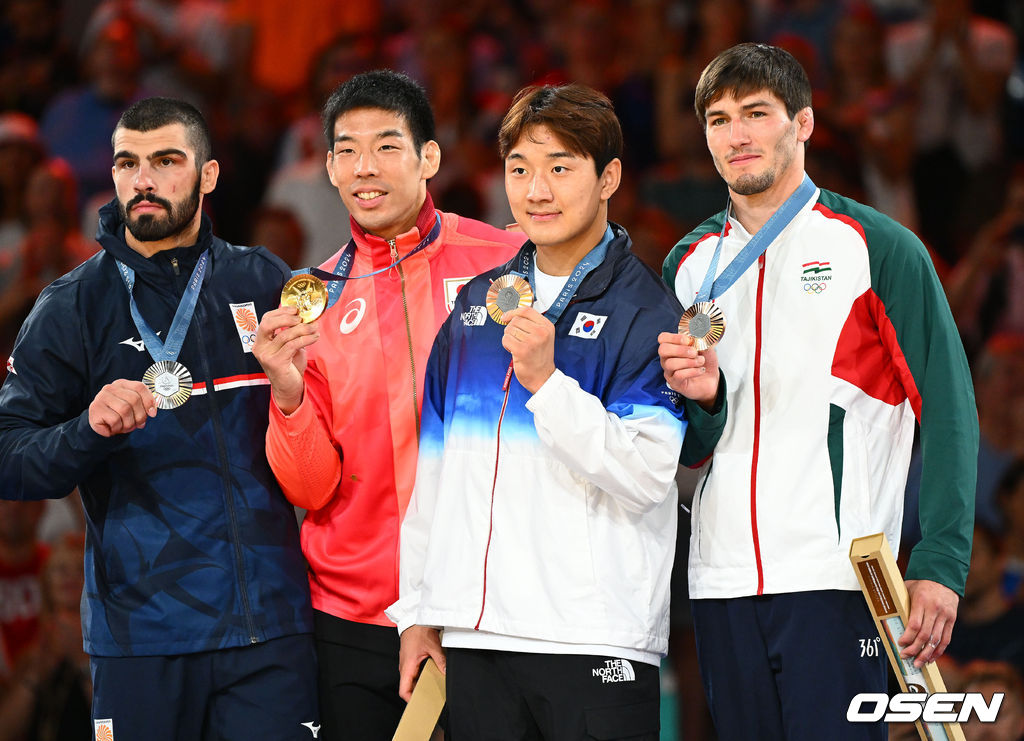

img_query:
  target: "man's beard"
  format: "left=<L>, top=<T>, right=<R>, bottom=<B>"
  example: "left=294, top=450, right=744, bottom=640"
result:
left=721, top=122, right=798, bottom=197
left=119, top=179, right=201, bottom=242
left=729, top=170, right=778, bottom=196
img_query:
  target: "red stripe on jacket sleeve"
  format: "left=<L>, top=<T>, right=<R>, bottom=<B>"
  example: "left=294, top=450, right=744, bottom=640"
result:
left=832, top=289, right=923, bottom=418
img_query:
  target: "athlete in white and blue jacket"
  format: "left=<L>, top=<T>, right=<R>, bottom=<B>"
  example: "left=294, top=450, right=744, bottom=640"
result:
left=390, top=83, right=726, bottom=740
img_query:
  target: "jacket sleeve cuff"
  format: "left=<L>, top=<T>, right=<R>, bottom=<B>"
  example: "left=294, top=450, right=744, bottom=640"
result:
left=68, top=411, right=125, bottom=455
left=524, top=368, right=568, bottom=413
left=679, top=373, right=728, bottom=467
left=269, top=392, right=317, bottom=431
left=905, top=546, right=969, bottom=597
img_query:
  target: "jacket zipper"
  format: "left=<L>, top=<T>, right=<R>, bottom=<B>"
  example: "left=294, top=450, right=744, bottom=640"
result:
left=475, top=361, right=515, bottom=630
left=390, top=239, right=420, bottom=439
left=174, top=250, right=259, bottom=644
left=750, top=253, right=767, bottom=595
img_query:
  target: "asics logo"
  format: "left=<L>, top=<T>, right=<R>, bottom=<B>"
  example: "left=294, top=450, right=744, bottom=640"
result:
left=593, top=659, right=636, bottom=683
left=301, top=722, right=321, bottom=738
left=338, top=298, right=366, bottom=335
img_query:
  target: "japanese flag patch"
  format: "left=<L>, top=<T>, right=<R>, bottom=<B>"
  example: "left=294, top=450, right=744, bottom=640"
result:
left=569, top=312, right=607, bottom=339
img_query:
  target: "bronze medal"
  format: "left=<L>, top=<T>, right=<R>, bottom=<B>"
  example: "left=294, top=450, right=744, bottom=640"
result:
left=281, top=274, right=328, bottom=323
left=143, top=360, right=193, bottom=410
left=679, top=301, right=726, bottom=351
left=485, top=274, right=533, bottom=325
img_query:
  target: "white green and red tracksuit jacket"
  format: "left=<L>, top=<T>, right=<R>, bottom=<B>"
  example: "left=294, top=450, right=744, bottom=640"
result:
left=663, top=184, right=977, bottom=600
left=266, top=195, right=522, bottom=627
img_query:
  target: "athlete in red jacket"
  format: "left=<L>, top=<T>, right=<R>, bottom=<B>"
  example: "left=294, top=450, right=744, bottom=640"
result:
left=253, top=70, right=522, bottom=740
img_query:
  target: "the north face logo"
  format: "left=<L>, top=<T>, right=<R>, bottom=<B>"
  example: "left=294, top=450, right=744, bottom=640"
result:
left=461, top=306, right=486, bottom=326
left=592, top=659, right=635, bottom=683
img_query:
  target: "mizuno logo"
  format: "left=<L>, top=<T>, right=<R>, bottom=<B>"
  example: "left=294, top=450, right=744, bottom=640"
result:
left=301, top=721, right=321, bottom=738
left=119, top=337, right=146, bottom=352
left=119, top=332, right=160, bottom=352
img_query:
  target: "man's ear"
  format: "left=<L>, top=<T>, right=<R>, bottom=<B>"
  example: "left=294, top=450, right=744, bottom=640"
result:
left=200, top=159, right=220, bottom=194
left=599, top=158, right=622, bottom=201
left=421, top=140, right=441, bottom=180
left=326, top=150, right=338, bottom=187
left=796, top=107, right=814, bottom=143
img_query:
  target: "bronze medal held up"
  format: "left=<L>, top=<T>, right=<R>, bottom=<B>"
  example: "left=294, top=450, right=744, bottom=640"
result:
left=486, top=274, right=533, bottom=325
left=679, top=301, right=725, bottom=351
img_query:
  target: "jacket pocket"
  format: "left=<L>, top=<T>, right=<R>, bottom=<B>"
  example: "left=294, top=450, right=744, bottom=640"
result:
left=584, top=700, right=660, bottom=740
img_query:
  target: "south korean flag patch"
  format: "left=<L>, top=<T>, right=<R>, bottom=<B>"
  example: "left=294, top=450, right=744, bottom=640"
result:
left=569, top=312, right=607, bottom=339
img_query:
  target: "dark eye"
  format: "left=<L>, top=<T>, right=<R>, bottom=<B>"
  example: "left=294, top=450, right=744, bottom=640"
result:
left=552, top=165, right=567, bottom=174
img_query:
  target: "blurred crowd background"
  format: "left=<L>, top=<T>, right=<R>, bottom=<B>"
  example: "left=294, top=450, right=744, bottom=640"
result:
left=1, top=0, right=1024, bottom=739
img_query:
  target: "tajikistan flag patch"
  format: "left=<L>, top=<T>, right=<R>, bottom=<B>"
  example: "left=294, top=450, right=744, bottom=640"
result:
left=569, top=312, right=607, bottom=339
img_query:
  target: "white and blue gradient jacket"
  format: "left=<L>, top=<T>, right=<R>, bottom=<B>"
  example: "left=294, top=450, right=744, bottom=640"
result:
left=389, top=225, right=720, bottom=661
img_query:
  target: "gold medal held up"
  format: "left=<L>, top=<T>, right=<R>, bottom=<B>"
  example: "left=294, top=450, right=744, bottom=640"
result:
left=486, top=274, right=533, bottom=325
left=679, top=301, right=725, bottom=351
left=281, top=274, right=328, bottom=323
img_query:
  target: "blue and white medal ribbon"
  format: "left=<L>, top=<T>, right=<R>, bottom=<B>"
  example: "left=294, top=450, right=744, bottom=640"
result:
left=116, top=250, right=209, bottom=409
left=682, top=175, right=817, bottom=349
left=285, top=215, right=443, bottom=321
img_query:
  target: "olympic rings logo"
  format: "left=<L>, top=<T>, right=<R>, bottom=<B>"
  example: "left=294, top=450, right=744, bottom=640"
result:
left=803, top=283, right=827, bottom=294
left=241, top=333, right=257, bottom=345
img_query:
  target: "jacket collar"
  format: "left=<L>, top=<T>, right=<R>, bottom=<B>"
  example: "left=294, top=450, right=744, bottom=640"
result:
left=96, top=198, right=215, bottom=281
left=348, top=192, right=440, bottom=269
left=503, top=221, right=631, bottom=304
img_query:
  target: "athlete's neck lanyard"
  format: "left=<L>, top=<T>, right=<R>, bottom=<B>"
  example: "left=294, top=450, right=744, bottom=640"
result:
left=116, top=250, right=209, bottom=364
left=515, top=225, right=612, bottom=323
left=292, top=214, right=442, bottom=311
left=695, top=174, right=816, bottom=303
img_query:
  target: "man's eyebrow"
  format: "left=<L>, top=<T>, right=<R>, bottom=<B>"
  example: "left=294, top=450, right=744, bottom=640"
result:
left=114, top=148, right=188, bottom=162
left=705, top=99, right=775, bottom=119
left=505, top=151, right=579, bottom=161
left=150, top=148, right=188, bottom=159
left=333, top=129, right=407, bottom=144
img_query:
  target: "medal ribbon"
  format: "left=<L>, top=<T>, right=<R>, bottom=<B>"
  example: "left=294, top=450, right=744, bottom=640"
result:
left=696, top=175, right=816, bottom=303
left=291, top=214, right=442, bottom=310
left=516, top=225, right=612, bottom=323
left=116, top=250, right=209, bottom=364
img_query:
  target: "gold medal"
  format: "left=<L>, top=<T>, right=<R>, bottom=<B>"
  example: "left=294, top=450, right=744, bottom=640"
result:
left=679, top=301, right=726, bottom=351
left=485, top=274, right=533, bottom=325
left=281, top=274, right=328, bottom=323
left=143, top=361, right=193, bottom=410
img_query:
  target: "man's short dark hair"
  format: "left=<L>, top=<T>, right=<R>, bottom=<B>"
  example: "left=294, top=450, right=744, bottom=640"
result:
left=694, top=43, right=812, bottom=123
left=112, top=97, right=212, bottom=165
left=498, top=84, right=622, bottom=176
left=321, top=70, right=436, bottom=153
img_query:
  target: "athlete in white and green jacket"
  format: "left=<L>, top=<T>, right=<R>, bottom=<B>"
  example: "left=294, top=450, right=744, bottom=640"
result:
left=659, top=43, right=977, bottom=741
